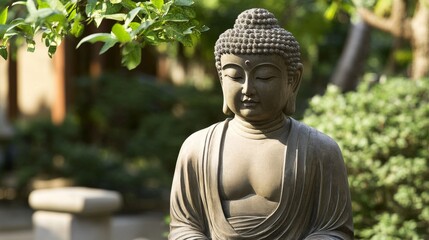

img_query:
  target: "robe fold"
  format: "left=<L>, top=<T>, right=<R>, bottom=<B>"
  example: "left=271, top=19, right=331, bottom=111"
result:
left=169, top=118, right=354, bottom=239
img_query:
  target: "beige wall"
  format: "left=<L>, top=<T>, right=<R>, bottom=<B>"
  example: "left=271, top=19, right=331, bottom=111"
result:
left=0, top=39, right=56, bottom=119
left=18, top=42, right=56, bottom=117
left=0, top=58, right=7, bottom=112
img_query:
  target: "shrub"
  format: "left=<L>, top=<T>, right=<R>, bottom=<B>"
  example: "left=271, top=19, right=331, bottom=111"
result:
left=12, top=73, right=224, bottom=208
left=73, top=74, right=224, bottom=173
left=303, top=78, right=429, bottom=239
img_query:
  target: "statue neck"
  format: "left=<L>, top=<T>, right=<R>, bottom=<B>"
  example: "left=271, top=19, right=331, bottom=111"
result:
left=230, top=114, right=289, bottom=140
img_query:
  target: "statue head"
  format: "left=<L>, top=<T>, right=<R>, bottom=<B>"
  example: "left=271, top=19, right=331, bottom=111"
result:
left=214, top=8, right=303, bottom=116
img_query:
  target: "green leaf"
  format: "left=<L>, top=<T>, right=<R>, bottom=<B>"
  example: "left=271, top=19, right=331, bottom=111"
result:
left=139, top=1, right=157, bottom=19
left=26, top=0, right=37, bottom=15
left=37, top=0, right=66, bottom=12
left=105, top=1, right=122, bottom=14
left=15, top=21, right=34, bottom=37
left=48, top=45, right=57, bottom=57
left=200, top=25, right=209, bottom=32
left=121, top=43, right=141, bottom=70
left=180, top=35, right=192, bottom=46
left=103, top=13, right=127, bottom=21
left=163, top=12, right=189, bottom=22
left=162, top=1, right=173, bottom=14
left=151, top=0, right=164, bottom=10
left=132, top=19, right=155, bottom=35
left=11, top=1, right=26, bottom=7
left=99, top=38, right=118, bottom=54
left=43, top=34, right=50, bottom=47
left=0, top=45, right=7, bottom=60
left=45, top=12, right=66, bottom=23
left=26, top=38, right=35, bottom=52
left=174, top=0, right=194, bottom=6
left=125, top=7, right=142, bottom=27
left=143, top=32, right=158, bottom=44
left=0, top=25, right=7, bottom=39
left=112, top=23, right=131, bottom=43
left=0, top=7, right=8, bottom=25
left=182, top=26, right=194, bottom=34
left=121, top=0, right=137, bottom=9
left=68, top=8, right=76, bottom=21
left=94, top=15, right=103, bottom=27
left=70, top=20, right=84, bottom=37
left=26, top=8, right=55, bottom=22
left=176, top=6, right=195, bottom=18
left=36, top=0, right=50, bottom=9
left=43, top=0, right=65, bottom=11
left=76, top=33, right=112, bottom=48
left=128, top=22, right=140, bottom=30
left=324, top=2, right=338, bottom=20
left=86, top=0, right=98, bottom=17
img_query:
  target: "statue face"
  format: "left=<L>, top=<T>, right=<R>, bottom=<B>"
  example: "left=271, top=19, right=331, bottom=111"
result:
left=220, top=54, right=290, bottom=122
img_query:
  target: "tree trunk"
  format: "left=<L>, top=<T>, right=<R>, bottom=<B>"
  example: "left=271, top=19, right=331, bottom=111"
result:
left=331, top=19, right=372, bottom=91
left=410, top=2, right=429, bottom=79
left=7, top=43, right=19, bottom=120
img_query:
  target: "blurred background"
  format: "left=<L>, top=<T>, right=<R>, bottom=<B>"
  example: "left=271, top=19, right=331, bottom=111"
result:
left=0, top=0, right=428, bottom=239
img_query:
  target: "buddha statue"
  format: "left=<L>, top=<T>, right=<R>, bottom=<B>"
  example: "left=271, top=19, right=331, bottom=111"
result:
left=169, top=8, right=353, bottom=239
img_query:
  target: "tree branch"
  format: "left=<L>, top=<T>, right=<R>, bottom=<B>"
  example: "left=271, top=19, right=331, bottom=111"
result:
left=358, top=0, right=411, bottom=39
left=391, top=0, right=412, bottom=39
left=358, top=8, right=392, bottom=33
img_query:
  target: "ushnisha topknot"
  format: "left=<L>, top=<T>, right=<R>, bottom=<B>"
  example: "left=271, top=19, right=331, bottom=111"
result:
left=214, top=8, right=301, bottom=82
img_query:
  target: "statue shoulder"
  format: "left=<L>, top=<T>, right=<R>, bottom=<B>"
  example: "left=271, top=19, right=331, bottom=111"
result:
left=294, top=120, right=342, bottom=156
left=294, top=121, right=348, bottom=176
left=177, top=121, right=225, bottom=164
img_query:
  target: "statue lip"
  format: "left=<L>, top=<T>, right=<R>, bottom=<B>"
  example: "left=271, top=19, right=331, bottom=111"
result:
left=242, top=99, right=259, bottom=107
left=242, top=97, right=259, bottom=103
left=242, top=99, right=258, bottom=103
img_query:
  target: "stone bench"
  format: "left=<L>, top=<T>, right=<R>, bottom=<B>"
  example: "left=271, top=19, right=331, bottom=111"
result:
left=29, top=187, right=122, bottom=240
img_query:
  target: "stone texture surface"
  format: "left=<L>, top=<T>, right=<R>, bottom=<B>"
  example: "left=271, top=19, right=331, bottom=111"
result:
left=29, top=187, right=122, bottom=215
left=30, top=187, right=122, bottom=240
left=169, top=8, right=353, bottom=240
left=33, top=211, right=111, bottom=240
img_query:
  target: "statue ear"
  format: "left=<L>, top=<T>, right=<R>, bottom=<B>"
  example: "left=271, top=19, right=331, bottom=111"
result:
left=283, top=63, right=303, bottom=115
left=222, top=97, right=232, bottom=115
left=220, top=78, right=233, bottom=115
left=292, top=63, right=303, bottom=93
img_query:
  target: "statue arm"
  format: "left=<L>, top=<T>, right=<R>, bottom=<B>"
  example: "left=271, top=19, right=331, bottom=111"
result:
left=304, top=132, right=354, bottom=240
left=169, top=132, right=210, bottom=240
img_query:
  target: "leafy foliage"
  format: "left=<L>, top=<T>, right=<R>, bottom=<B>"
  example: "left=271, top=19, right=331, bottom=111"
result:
left=13, top=118, right=137, bottom=194
left=73, top=74, right=223, bottom=171
left=0, top=0, right=207, bottom=69
left=12, top=74, right=224, bottom=207
left=304, top=78, right=429, bottom=239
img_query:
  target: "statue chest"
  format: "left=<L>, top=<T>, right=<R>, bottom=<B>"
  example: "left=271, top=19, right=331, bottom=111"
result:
left=219, top=137, right=285, bottom=203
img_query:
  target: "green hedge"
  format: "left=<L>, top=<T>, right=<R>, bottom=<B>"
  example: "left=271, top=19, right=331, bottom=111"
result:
left=12, top=74, right=223, bottom=208
left=303, top=78, right=429, bottom=239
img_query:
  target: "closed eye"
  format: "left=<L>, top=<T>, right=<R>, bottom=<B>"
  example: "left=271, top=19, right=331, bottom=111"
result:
left=225, top=74, right=243, bottom=80
left=256, top=76, right=275, bottom=80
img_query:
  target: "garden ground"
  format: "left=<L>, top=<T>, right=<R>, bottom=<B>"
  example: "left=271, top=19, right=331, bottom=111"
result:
left=0, top=204, right=168, bottom=240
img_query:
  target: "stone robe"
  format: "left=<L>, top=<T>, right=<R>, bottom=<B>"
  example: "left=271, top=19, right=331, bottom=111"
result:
left=169, top=118, right=353, bottom=239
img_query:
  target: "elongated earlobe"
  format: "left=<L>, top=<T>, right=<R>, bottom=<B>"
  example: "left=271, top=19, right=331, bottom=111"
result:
left=283, top=96, right=296, bottom=115
left=292, top=63, right=303, bottom=92
left=223, top=100, right=233, bottom=115
left=220, top=79, right=233, bottom=115
left=283, top=63, right=303, bottom=115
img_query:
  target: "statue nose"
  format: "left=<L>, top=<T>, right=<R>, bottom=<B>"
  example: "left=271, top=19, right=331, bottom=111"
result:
left=242, top=77, right=256, bottom=95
